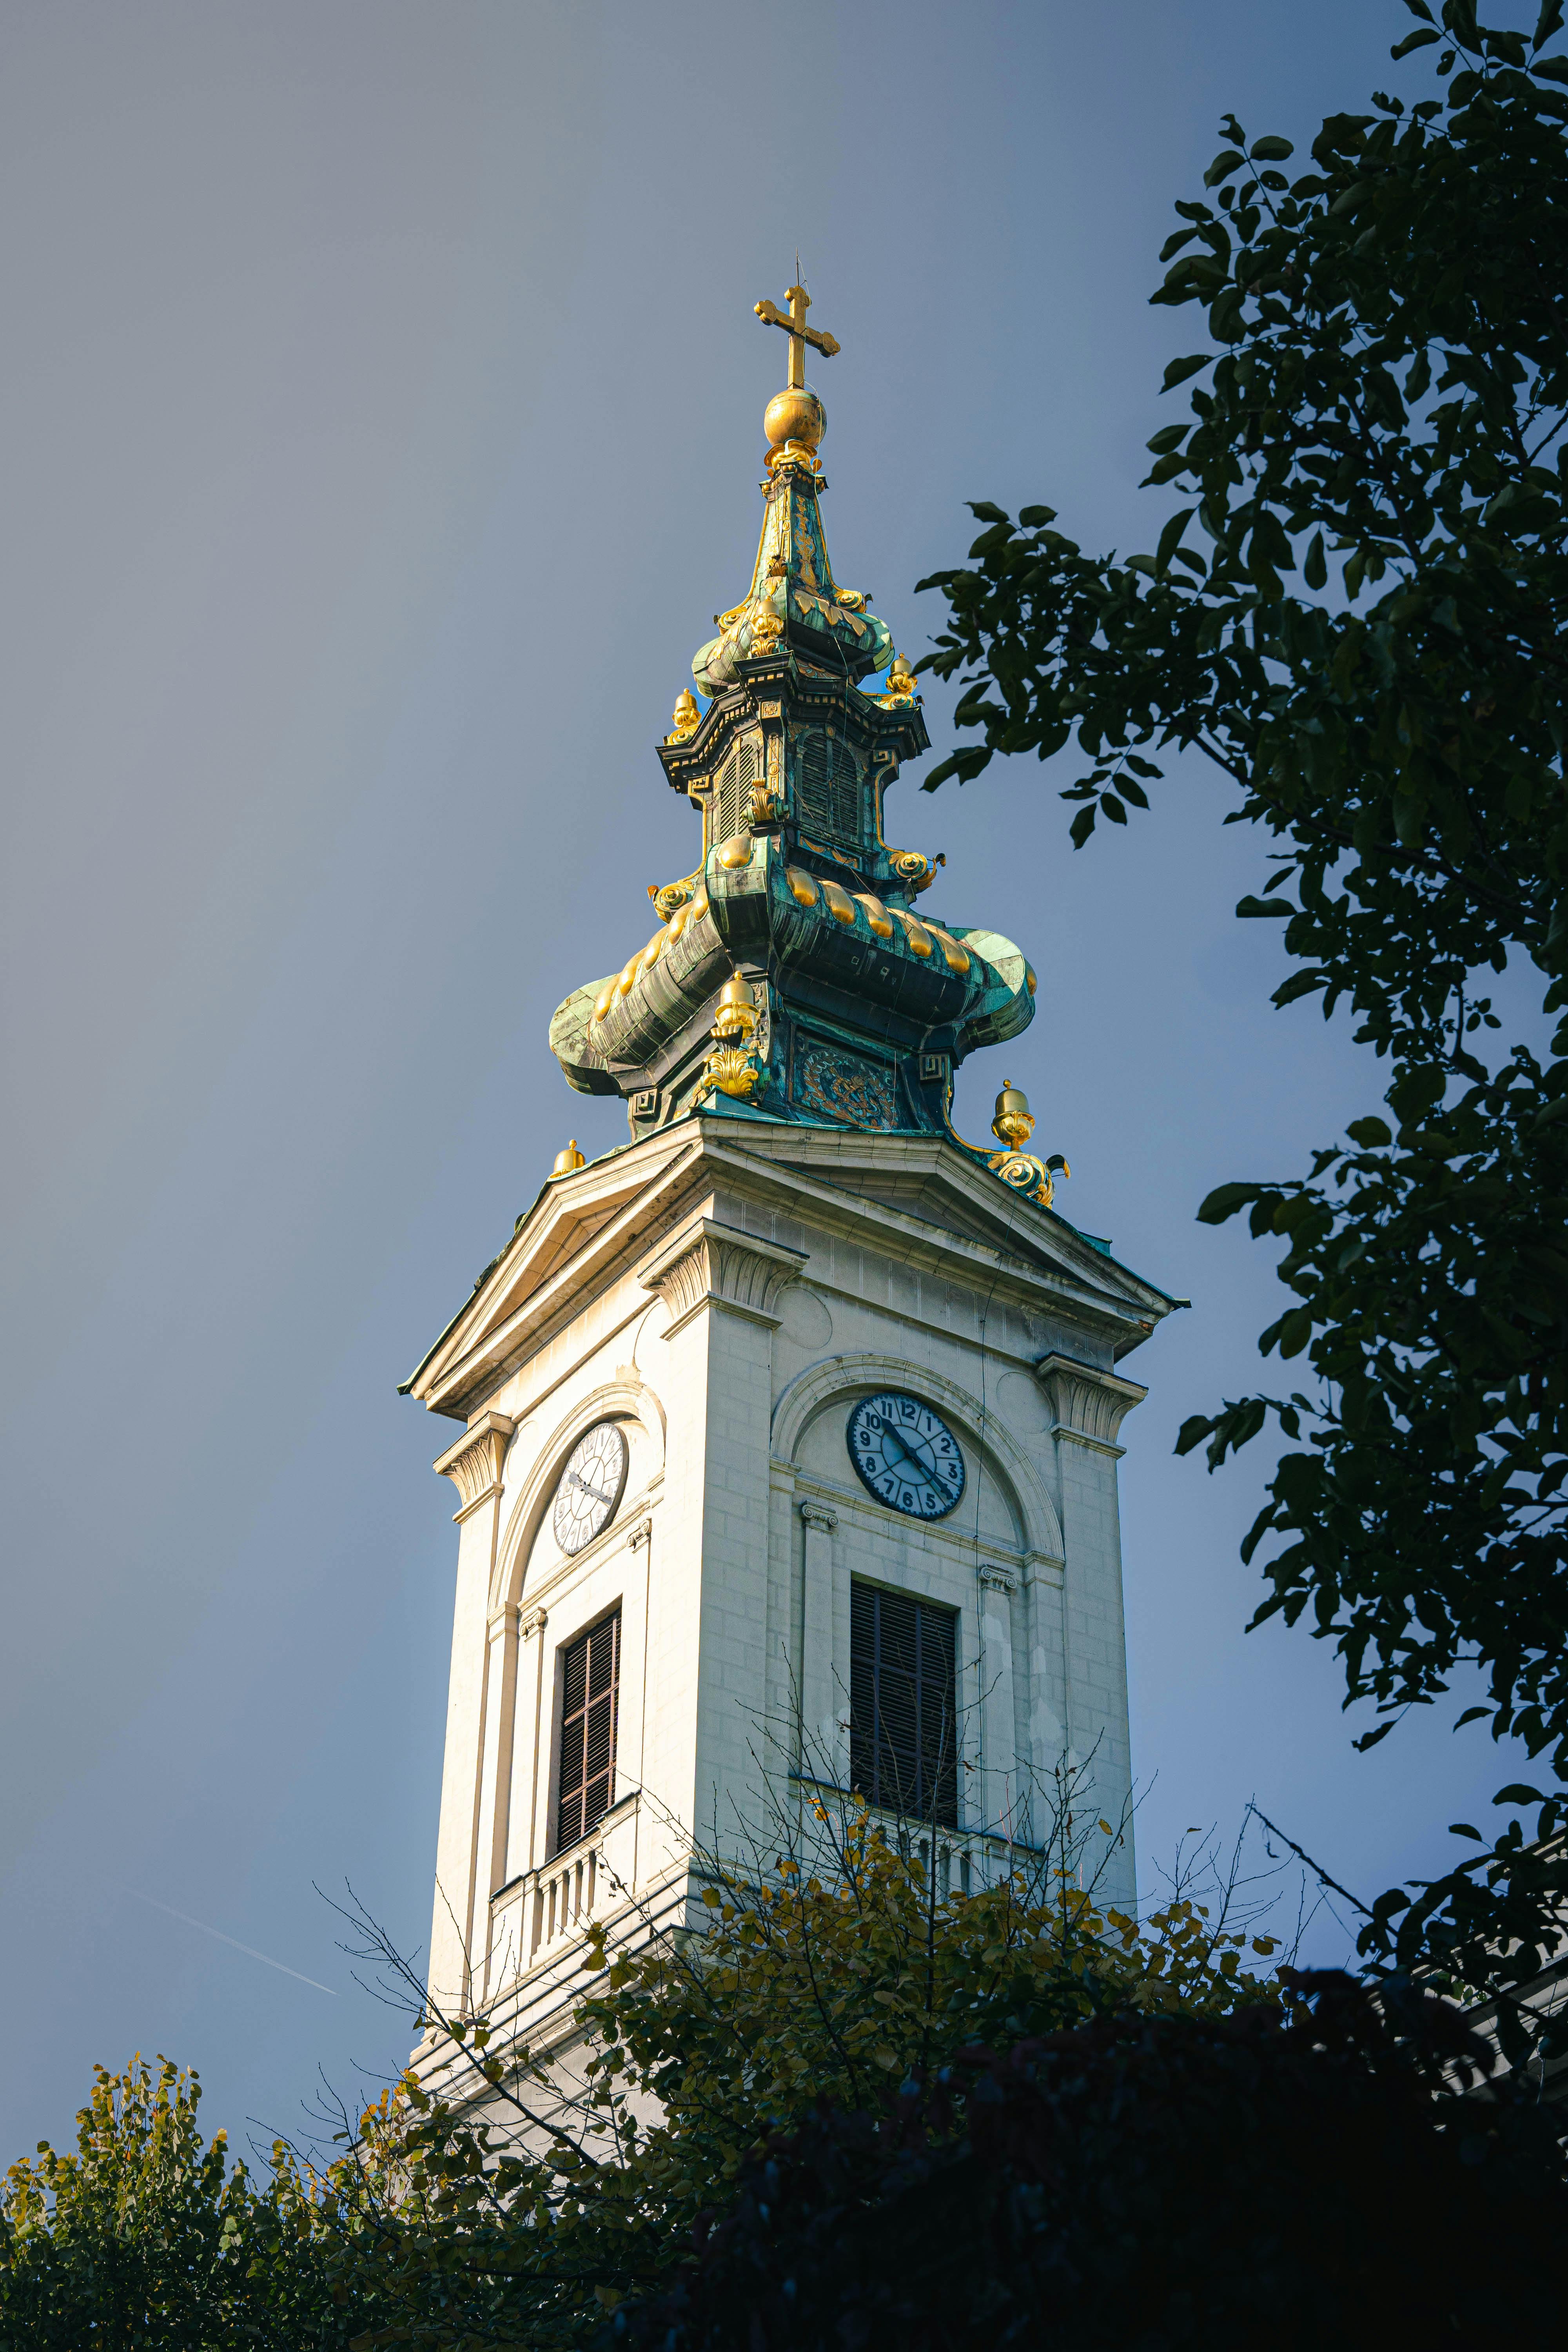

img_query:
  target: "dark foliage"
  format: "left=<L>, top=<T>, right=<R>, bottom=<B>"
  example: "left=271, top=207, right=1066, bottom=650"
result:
left=913, top=0, right=1568, bottom=2048
left=606, top=1974, right=1567, bottom=2352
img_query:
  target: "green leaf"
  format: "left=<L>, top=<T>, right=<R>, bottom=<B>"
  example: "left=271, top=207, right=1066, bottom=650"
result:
left=1155, top=508, right=1195, bottom=570
left=1174, top=1413, right=1218, bottom=1455
left=1236, top=895, right=1294, bottom=917
left=1303, top=530, right=1327, bottom=591
left=1017, top=503, right=1058, bottom=526
left=1391, top=25, right=1441, bottom=53
left=1069, top=805, right=1097, bottom=849
left=1533, top=51, right=1568, bottom=78
left=1146, top=423, right=1190, bottom=454
left=1197, top=1181, right=1263, bottom=1224
left=1203, top=148, right=1246, bottom=186
left=1345, top=1116, right=1392, bottom=1147
left=1448, top=1822, right=1482, bottom=1840
left=1102, top=793, right=1128, bottom=824
left=1534, top=1, right=1564, bottom=52
left=1249, top=135, right=1295, bottom=158
left=966, top=501, right=1009, bottom=524
left=1162, top=353, right=1212, bottom=390
left=1493, top=1784, right=1546, bottom=1805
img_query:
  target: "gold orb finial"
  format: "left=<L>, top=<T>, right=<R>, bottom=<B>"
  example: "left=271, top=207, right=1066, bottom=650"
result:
left=763, top=385, right=826, bottom=456
left=991, top=1080, right=1035, bottom=1149
left=551, top=1139, right=586, bottom=1176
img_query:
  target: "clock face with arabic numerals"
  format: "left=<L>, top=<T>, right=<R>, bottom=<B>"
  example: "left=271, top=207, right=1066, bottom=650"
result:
left=551, top=1421, right=629, bottom=1555
left=846, top=1392, right=966, bottom=1520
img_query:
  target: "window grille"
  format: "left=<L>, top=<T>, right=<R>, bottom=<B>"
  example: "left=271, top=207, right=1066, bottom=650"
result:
left=849, top=1581, right=958, bottom=1827
left=556, top=1609, right=621, bottom=1853
left=796, top=730, right=862, bottom=845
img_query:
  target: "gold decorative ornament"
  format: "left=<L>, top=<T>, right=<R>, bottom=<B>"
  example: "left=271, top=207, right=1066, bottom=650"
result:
left=889, top=848, right=944, bottom=896
left=821, top=878, right=858, bottom=926
left=991, top=1078, right=1036, bottom=1148
left=786, top=867, right=820, bottom=907
left=649, top=869, right=701, bottom=922
left=748, top=604, right=784, bottom=653
left=927, top=925, right=971, bottom=975
left=666, top=689, right=702, bottom=744
left=590, top=983, right=615, bottom=1025
left=551, top=1140, right=586, bottom=1176
left=855, top=892, right=894, bottom=939
left=893, top=908, right=934, bottom=958
left=697, top=1046, right=763, bottom=1101
left=717, top=832, right=753, bottom=869
left=987, top=1149, right=1066, bottom=1208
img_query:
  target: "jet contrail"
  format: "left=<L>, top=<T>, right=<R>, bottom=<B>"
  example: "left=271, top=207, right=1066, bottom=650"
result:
left=125, top=1890, right=337, bottom=1995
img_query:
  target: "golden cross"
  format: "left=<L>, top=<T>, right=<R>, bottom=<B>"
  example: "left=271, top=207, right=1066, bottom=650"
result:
left=754, top=282, right=840, bottom=390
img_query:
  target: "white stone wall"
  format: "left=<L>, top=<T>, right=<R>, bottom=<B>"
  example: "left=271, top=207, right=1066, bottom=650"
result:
left=415, top=1131, right=1160, bottom=2074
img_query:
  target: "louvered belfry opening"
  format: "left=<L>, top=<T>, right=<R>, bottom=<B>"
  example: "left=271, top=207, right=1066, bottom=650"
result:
left=708, top=735, right=758, bottom=851
left=849, top=1581, right=959, bottom=1827
left=796, top=728, right=863, bottom=847
left=556, top=1609, right=621, bottom=1854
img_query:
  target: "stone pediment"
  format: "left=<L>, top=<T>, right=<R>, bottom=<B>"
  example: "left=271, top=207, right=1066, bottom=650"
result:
left=403, top=1117, right=1181, bottom=1423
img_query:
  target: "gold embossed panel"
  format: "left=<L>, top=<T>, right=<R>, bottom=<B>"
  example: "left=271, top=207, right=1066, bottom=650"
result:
left=795, top=1037, right=898, bottom=1129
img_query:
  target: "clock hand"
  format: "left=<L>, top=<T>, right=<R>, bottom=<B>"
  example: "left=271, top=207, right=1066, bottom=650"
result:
left=877, top=1421, right=937, bottom=1486
left=570, top=1471, right=618, bottom=1510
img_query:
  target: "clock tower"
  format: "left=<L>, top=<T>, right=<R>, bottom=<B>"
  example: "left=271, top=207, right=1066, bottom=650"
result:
left=402, top=285, right=1180, bottom=2099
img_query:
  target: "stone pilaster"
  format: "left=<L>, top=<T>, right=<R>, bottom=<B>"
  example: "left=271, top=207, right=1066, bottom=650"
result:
left=428, top=1412, right=514, bottom=2016
left=799, top=1499, right=842, bottom=1782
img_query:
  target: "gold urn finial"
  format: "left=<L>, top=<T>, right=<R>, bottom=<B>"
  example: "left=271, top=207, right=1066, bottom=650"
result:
left=991, top=1079, right=1035, bottom=1149
left=755, top=279, right=837, bottom=461
left=551, top=1139, right=586, bottom=1176
left=711, top=972, right=759, bottom=1041
left=666, top=689, right=702, bottom=744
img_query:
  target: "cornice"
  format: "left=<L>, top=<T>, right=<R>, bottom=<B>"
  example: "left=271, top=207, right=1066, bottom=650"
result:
left=698, top=1131, right=1166, bottom=1347
left=637, top=1213, right=807, bottom=1338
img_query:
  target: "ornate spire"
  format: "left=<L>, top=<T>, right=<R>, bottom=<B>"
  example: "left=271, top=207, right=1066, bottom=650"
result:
left=691, top=283, right=893, bottom=697
left=546, top=278, right=1057, bottom=1198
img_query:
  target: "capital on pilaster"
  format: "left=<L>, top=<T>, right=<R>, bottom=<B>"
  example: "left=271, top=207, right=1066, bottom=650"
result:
left=434, top=1410, right=514, bottom=1519
left=636, top=1214, right=807, bottom=1338
left=978, top=1564, right=1017, bottom=1596
left=518, top=1605, right=548, bottom=1642
left=1033, top=1354, right=1147, bottom=1453
left=799, top=1498, right=838, bottom=1534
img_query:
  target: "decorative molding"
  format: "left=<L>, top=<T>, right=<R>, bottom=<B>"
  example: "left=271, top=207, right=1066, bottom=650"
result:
left=1034, top=1354, right=1147, bottom=1454
left=978, top=1565, right=1017, bottom=1597
left=637, top=1215, right=807, bottom=1338
left=486, top=1601, right=521, bottom=1642
left=800, top=1499, right=839, bottom=1534
left=627, top=1519, right=653, bottom=1551
left=518, top=1606, right=548, bottom=1641
left=434, top=1411, right=515, bottom=1521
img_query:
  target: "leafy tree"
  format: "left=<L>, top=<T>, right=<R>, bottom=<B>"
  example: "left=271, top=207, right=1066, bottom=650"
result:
left=331, top=1795, right=1279, bottom=2347
left=0, top=2052, right=385, bottom=2351
left=914, top=0, right=1568, bottom=2058
left=606, top=1972, right=1568, bottom=2352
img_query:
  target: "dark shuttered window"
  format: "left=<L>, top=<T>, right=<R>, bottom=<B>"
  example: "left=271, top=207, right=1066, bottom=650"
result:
left=555, top=1610, right=621, bottom=1853
left=849, top=1581, right=958, bottom=1827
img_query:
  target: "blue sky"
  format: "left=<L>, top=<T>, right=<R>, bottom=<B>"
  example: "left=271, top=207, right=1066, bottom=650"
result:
left=0, top=0, right=1522, bottom=2158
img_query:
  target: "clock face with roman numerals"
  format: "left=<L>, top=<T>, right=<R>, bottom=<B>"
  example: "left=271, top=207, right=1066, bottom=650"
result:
left=551, top=1421, right=629, bottom=1555
left=846, top=1392, right=966, bottom=1520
